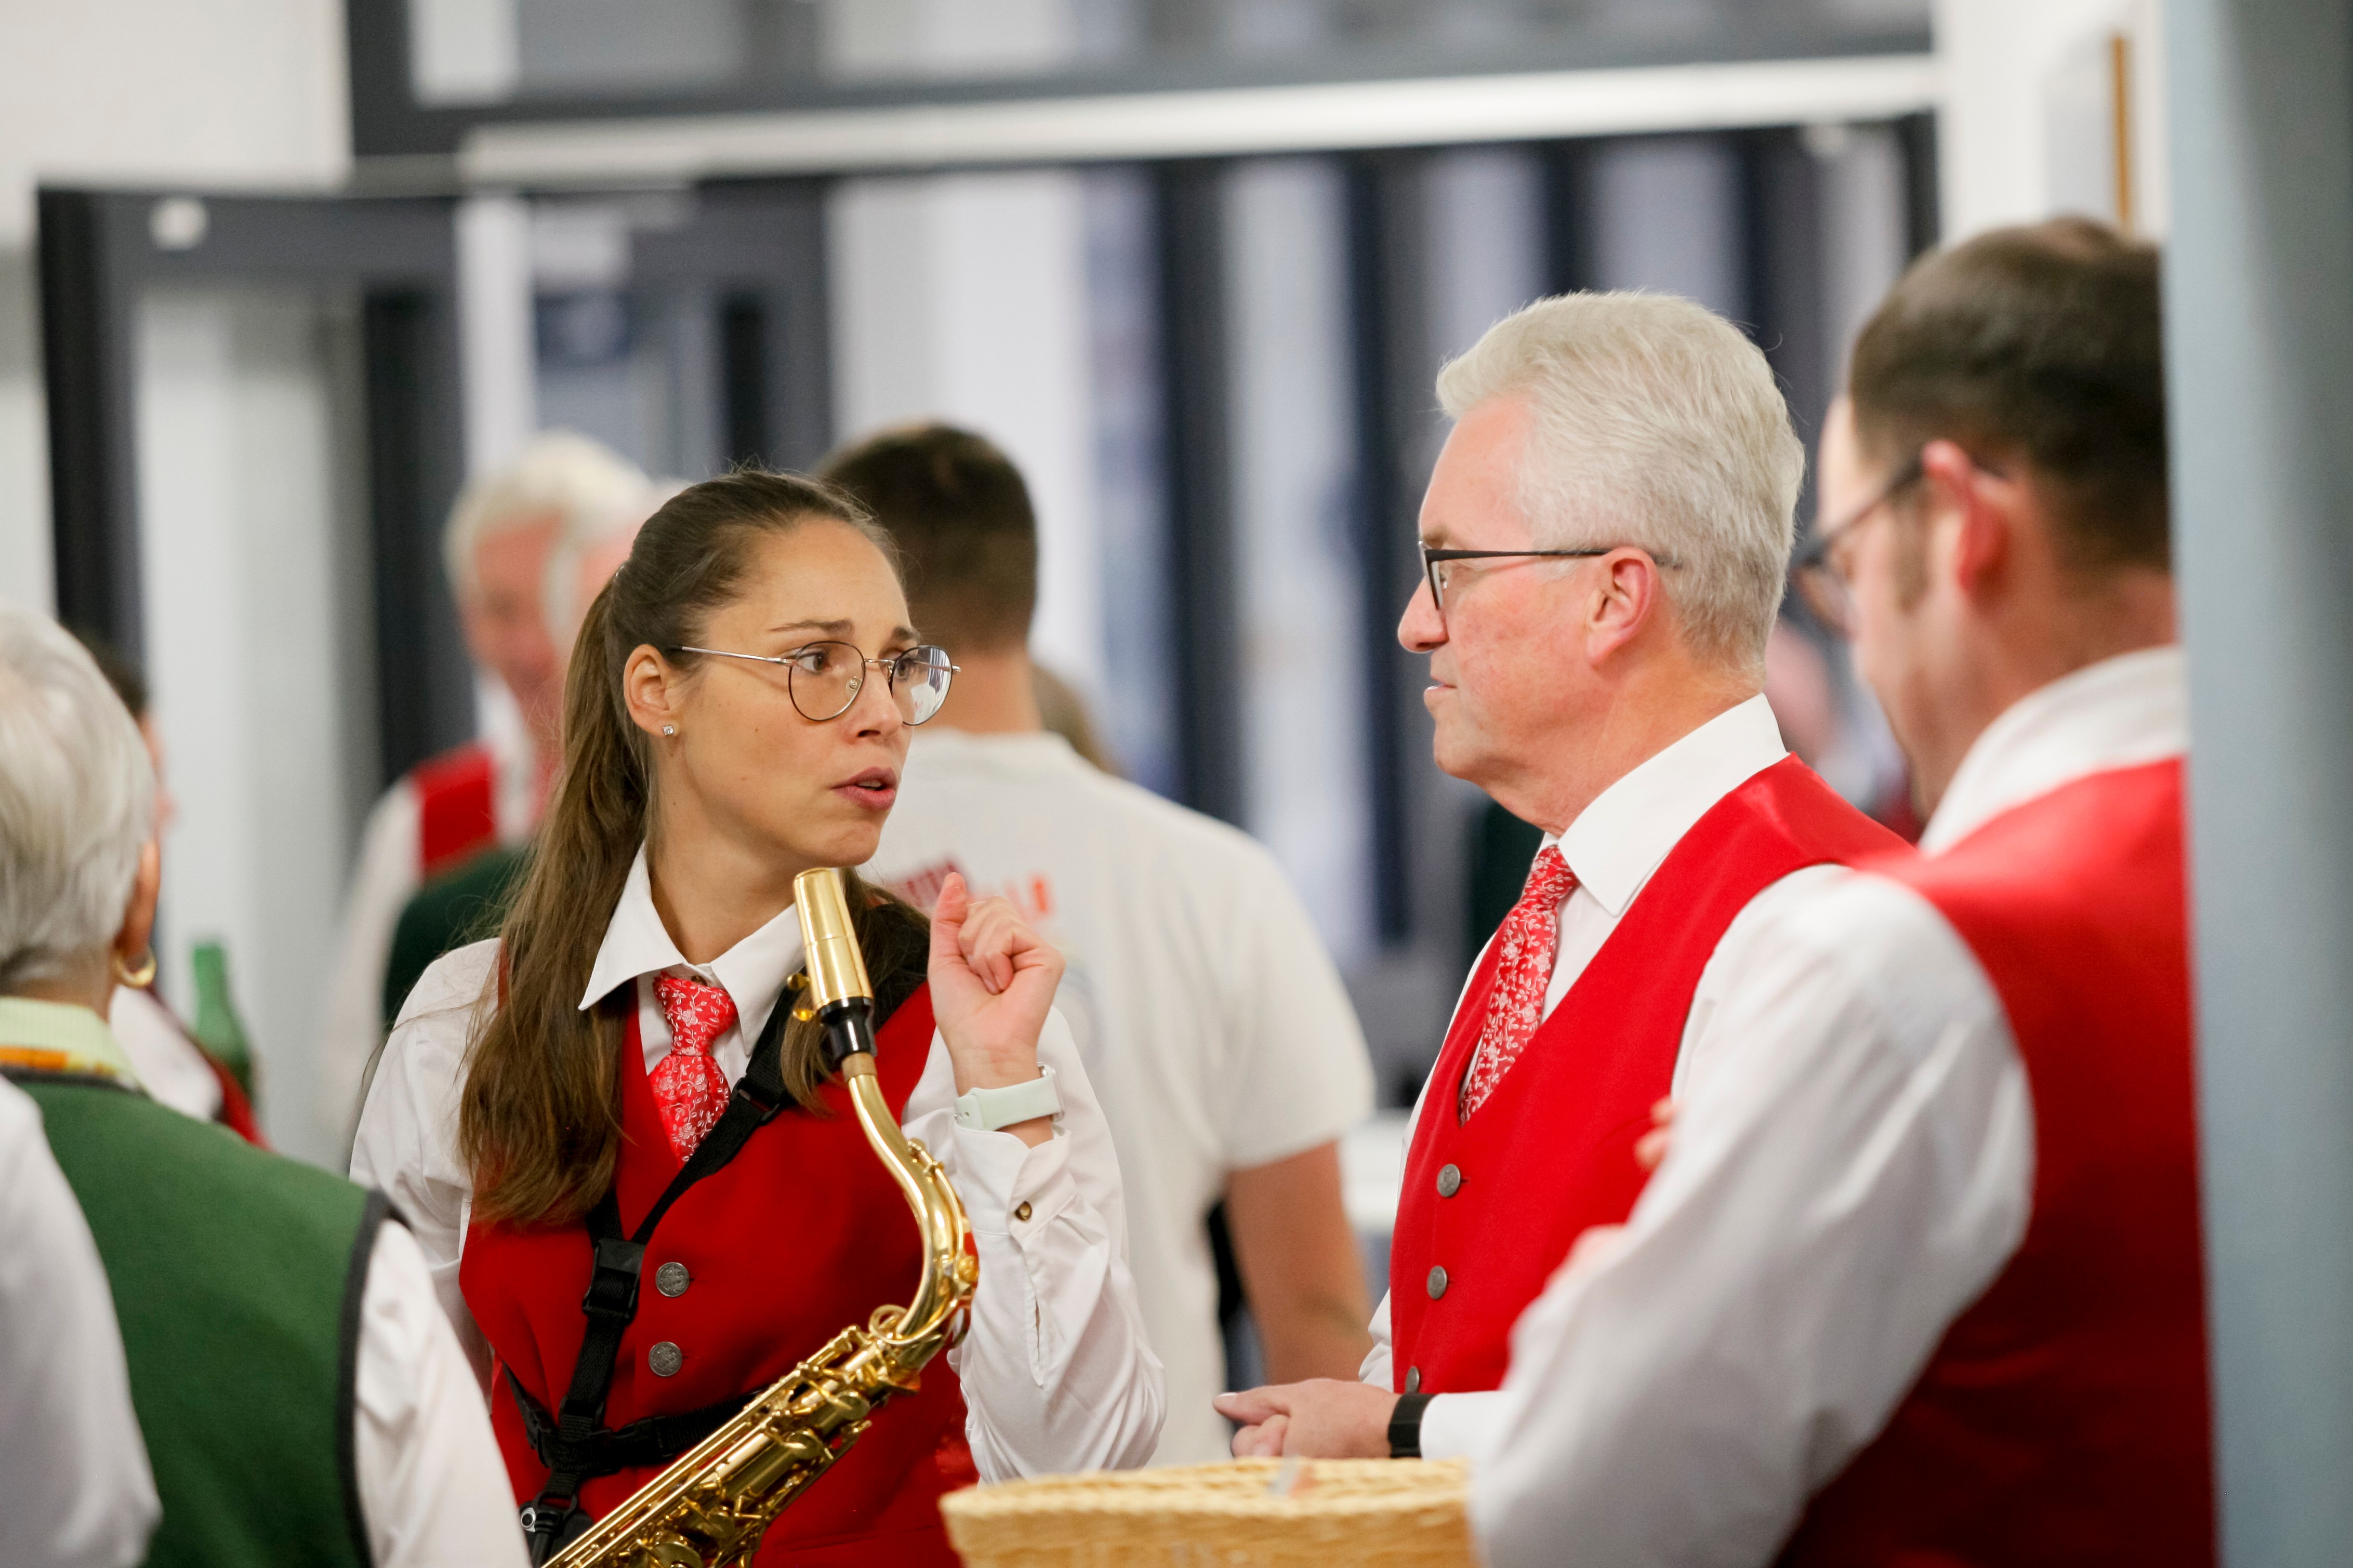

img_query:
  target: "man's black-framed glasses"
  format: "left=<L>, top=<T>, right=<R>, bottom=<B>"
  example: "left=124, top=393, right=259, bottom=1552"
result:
left=1421, top=541, right=1680, bottom=621
left=673, top=641, right=960, bottom=724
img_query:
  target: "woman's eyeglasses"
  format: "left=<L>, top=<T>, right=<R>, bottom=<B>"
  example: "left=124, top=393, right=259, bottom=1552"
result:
left=672, top=642, right=960, bottom=725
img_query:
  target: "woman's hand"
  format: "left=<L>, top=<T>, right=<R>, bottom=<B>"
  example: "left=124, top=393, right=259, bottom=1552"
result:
left=928, top=874, right=1063, bottom=1140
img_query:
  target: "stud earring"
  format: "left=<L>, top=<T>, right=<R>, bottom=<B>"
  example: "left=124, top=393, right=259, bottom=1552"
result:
left=662, top=725, right=676, bottom=736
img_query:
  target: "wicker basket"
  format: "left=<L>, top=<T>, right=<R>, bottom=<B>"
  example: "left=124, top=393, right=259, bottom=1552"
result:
left=939, top=1458, right=1473, bottom=1568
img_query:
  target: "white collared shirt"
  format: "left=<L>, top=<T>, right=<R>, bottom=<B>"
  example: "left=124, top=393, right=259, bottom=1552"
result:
left=0, top=1074, right=156, bottom=1568
left=1469, top=647, right=2187, bottom=1567
left=350, top=845, right=1165, bottom=1485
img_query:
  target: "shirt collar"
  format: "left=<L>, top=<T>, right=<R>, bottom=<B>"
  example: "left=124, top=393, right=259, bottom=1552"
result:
left=1546, top=693, right=1789, bottom=917
left=579, top=844, right=810, bottom=1041
left=1921, top=645, right=2187, bottom=855
left=0, top=995, right=143, bottom=1087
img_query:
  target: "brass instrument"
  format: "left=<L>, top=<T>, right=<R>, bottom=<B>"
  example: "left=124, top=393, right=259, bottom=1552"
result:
left=551, top=867, right=979, bottom=1567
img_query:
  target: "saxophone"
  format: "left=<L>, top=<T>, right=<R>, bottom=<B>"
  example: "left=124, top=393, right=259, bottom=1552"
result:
left=550, top=867, right=980, bottom=1568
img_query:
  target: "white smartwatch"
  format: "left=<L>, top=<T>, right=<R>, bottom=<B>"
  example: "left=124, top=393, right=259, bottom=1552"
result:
left=953, top=1065, right=1063, bottom=1132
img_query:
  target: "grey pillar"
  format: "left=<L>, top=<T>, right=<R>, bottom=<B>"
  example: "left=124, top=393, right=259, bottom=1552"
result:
left=2166, top=3, right=2353, bottom=1564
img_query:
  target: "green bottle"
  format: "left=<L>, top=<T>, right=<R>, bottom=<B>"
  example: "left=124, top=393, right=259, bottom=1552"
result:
left=188, top=940, right=258, bottom=1106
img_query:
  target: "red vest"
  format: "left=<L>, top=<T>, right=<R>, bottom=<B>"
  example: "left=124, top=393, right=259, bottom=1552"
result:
left=412, top=741, right=500, bottom=880
left=1783, top=759, right=2215, bottom=1567
left=461, top=985, right=971, bottom=1567
left=1392, top=757, right=1906, bottom=1393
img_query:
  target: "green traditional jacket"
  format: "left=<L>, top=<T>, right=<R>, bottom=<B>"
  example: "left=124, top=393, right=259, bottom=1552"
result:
left=0, top=996, right=387, bottom=1568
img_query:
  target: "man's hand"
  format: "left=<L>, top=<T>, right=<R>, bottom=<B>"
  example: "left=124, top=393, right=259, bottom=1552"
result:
left=1212, top=1379, right=1397, bottom=1459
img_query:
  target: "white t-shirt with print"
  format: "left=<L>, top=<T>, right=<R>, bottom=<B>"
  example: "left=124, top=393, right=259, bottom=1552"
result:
left=866, top=729, right=1376, bottom=1465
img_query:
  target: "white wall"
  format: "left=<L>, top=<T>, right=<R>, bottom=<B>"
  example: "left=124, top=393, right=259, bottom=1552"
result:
left=1934, top=0, right=2170, bottom=240
left=828, top=171, right=1108, bottom=694
left=0, top=0, right=349, bottom=609
left=137, top=290, right=373, bottom=1165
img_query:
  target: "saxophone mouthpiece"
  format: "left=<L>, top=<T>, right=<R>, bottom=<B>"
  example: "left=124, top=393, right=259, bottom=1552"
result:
left=795, top=868, right=874, bottom=1009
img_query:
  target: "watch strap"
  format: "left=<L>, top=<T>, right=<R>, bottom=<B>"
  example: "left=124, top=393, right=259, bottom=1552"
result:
left=953, top=1064, right=1062, bottom=1131
left=1388, top=1392, right=1434, bottom=1459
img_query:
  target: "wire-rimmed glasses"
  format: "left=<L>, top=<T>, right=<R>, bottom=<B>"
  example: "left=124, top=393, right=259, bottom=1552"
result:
left=673, top=641, right=960, bottom=724
left=1420, top=541, right=1683, bottom=623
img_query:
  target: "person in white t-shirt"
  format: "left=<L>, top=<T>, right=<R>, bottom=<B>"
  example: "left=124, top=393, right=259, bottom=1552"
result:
left=822, top=423, right=1378, bottom=1465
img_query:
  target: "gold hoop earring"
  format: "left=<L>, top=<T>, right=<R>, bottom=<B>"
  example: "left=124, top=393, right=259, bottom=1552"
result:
left=114, top=946, right=158, bottom=989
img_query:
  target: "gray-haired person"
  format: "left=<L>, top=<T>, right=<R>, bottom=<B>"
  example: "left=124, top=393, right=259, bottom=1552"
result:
left=0, top=600, right=525, bottom=1568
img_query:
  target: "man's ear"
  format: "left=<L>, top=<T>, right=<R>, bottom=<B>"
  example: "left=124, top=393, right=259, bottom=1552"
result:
left=1587, top=549, right=1665, bottom=663
left=622, top=644, right=683, bottom=738
left=113, top=840, right=161, bottom=971
left=1921, top=439, right=2013, bottom=599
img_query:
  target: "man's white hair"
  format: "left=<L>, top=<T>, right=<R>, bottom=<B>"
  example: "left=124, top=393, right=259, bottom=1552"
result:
left=442, top=431, right=654, bottom=597
left=0, top=602, right=156, bottom=991
left=1436, top=291, right=1804, bottom=672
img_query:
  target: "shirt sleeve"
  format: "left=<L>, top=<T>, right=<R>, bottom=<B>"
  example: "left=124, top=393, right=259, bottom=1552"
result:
left=353, top=1220, right=530, bottom=1568
left=1214, top=847, right=1378, bottom=1170
left=319, top=782, right=422, bottom=1146
left=1470, top=872, right=2034, bottom=1568
left=0, top=1081, right=160, bottom=1568
left=350, top=939, right=499, bottom=1391
left=905, top=1007, right=1166, bottom=1478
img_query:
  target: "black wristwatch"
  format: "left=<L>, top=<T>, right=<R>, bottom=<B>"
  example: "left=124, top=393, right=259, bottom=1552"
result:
left=1388, top=1392, right=1434, bottom=1459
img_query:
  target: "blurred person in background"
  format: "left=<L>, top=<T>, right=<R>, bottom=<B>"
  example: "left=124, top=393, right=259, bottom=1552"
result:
left=1215, top=291, right=1905, bottom=1461
left=0, top=601, right=523, bottom=1568
left=319, top=432, right=654, bottom=1137
left=826, top=423, right=1377, bottom=1466
left=72, top=635, right=265, bottom=1142
left=0, top=1073, right=157, bottom=1568
left=374, top=477, right=673, bottom=1040
left=1472, top=219, right=2200, bottom=1566
left=353, top=472, right=1161, bottom=1563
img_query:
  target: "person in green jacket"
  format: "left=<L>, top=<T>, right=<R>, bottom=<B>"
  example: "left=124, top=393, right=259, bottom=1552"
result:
left=0, top=600, right=525, bottom=1568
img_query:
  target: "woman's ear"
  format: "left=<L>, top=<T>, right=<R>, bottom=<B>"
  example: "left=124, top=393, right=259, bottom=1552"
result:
left=622, top=644, right=682, bottom=739
left=113, top=840, right=161, bottom=970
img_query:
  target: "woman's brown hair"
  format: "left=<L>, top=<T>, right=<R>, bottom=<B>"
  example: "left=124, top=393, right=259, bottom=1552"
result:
left=459, top=470, right=930, bottom=1226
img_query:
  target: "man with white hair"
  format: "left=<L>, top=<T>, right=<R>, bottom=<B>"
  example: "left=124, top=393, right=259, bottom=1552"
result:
left=0, top=601, right=523, bottom=1567
left=1214, top=293, right=1904, bottom=1460
left=317, top=432, right=653, bottom=1134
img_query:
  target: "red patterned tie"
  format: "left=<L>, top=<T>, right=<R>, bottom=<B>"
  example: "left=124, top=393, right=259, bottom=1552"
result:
left=1459, top=846, right=1579, bottom=1120
left=651, top=975, right=736, bottom=1162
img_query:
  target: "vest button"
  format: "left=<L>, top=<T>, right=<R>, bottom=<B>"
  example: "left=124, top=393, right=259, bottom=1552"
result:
left=1426, top=1265, right=1449, bottom=1299
left=649, top=1341, right=683, bottom=1377
left=654, top=1261, right=690, bottom=1298
left=1405, top=1366, right=1422, bottom=1394
left=1436, top=1163, right=1462, bottom=1198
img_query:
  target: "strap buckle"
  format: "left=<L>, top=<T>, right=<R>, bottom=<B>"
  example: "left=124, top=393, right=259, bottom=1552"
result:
left=581, top=1236, right=645, bottom=1321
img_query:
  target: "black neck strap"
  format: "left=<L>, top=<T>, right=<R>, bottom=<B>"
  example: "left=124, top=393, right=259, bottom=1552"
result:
left=520, top=979, right=799, bottom=1554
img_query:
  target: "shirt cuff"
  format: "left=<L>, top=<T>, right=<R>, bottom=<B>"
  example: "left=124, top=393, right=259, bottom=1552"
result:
left=1418, top=1389, right=1510, bottom=1463
left=949, top=1120, right=1074, bottom=1237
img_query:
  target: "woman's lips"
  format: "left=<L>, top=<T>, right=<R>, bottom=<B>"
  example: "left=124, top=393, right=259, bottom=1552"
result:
left=833, top=769, right=898, bottom=810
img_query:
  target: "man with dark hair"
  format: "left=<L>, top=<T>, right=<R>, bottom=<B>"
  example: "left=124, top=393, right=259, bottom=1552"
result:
left=824, top=422, right=1379, bottom=1466
left=1470, top=218, right=2208, bottom=1567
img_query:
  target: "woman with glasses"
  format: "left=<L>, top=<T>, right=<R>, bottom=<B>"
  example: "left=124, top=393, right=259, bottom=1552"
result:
left=351, top=471, right=1163, bottom=1565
